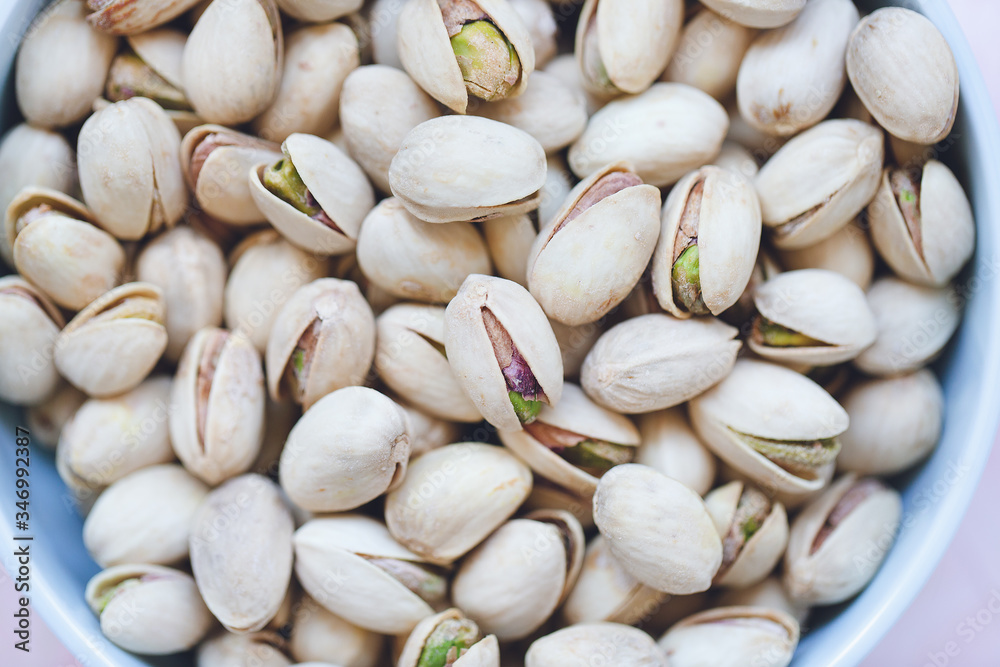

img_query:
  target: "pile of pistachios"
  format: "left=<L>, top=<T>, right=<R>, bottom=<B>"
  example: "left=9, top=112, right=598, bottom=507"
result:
left=1, top=0, right=973, bottom=664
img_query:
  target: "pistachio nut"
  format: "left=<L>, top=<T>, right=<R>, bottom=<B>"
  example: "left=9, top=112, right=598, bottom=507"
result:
left=509, top=0, right=557, bottom=68
left=846, top=8, right=959, bottom=145
left=190, top=474, right=294, bottom=632
left=370, top=0, right=405, bottom=68
left=293, top=514, right=445, bottom=634
left=575, top=0, right=683, bottom=96
left=550, top=318, right=602, bottom=381
left=196, top=631, right=292, bottom=667
left=397, top=0, right=534, bottom=113
left=398, top=400, right=463, bottom=457
left=183, top=0, right=282, bottom=125
left=635, top=408, right=717, bottom=496
left=396, top=608, right=500, bottom=667
left=499, top=383, right=640, bottom=497
left=569, top=83, right=728, bottom=188
left=15, top=0, right=118, bottom=128
left=853, top=277, right=961, bottom=377
left=663, top=9, right=754, bottom=101
left=526, top=623, right=668, bottom=667
left=717, top=576, right=810, bottom=626
left=265, top=278, right=376, bottom=409
left=749, top=269, right=878, bottom=366
left=444, top=274, right=563, bottom=430
left=389, top=116, right=546, bottom=223
left=56, top=440, right=101, bottom=516
left=26, top=382, right=86, bottom=450
left=712, top=141, right=760, bottom=180
left=704, top=481, right=788, bottom=589
left=6, top=187, right=125, bottom=311
left=698, top=0, right=805, bottom=29
left=784, top=474, right=902, bottom=605
left=170, top=327, right=265, bottom=485
left=837, top=370, right=943, bottom=475
left=104, top=29, right=194, bottom=126
left=277, top=0, right=363, bottom=22
left=482, top=213, right=537, bottom=287
left=477, top=70, right=587, bottom=153
left=55, top=282, right=167, bottom=397
left=755, top=119, right=883, bottom=249
left=657, top=606, right=799, bottom=667
left=737, top=0, right=859, bottom=137
left=528, top=161, right=661, bottom=325
left=581, top=314, right=741, bottom=414
left=83, top=464, right=209, bottom=567
left=524, top=480, right=595, bottom=530
left=385, top=442, right=533, bottom=564
left=0, top=276, right=64, bottom=406
left=289, top=594, right=384, bottom=667
left=340, top=65, right=441, bottom=193
left=725, top=100, right=787, bottom=162
left=776, top=220, right=874, bottom=290
left=86, top=563, right=213, bottom=655
left=86, top=0, right=203, bottom=33
left=868, top=160, right=975, bottom=287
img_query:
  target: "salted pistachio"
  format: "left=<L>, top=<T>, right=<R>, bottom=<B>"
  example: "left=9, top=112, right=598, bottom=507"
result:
left=868, top=160, right=975, bottom=287
left=776, top=219, right=874, bottom=290
left=190, top=474, right=294, bottom=633
left=854, top=277, right=960, bottom=377
left=737, top=0, right=858, bottom=137
left=390, top=116, right=546, bottom=223
left=704, top=481, right=788, bottom=589
left=712, top=141, right=760, bottom=180
left=581, top=314, right=741, bottom=414
left=340, top=65, right=441, bottom=193
left=386, top=442, right=533, bottom=564
left=698, top=0, right=805, bottom=28
left=523, top=481, right=595, bottom=530
left=657, top=606, right=799, bottom=667
left=749, top=269, right=878, bottom=366
left=526, top=623, right=668, bottom=667
left=477, top=70, right=587, bottom=153
left=569, top=83, right=728, bottom=187
left=169, top=327, right=265, bottom=485
left=397, top=0, right=533, bottom=113
left=253, top=23, right=359, bottom=142
left=499, top=383, right=640, bottom=497
left=663, top=9, right=754, bottom=101
left=197, top=631, right=292, bottom=667
left=509, top=0, right=557, bottom=67
left=784, top=474, right=902, bottom=605
left=55, top=282, right=167, bottom=398
left=289, top=594, right=383, bottom=667
left=83, top=464, right=208, bottom=567
left=26, top=382, right=86, bottom=450
left=847, top=8, right=958, bottom=145
left=576, top=0, right=682, bottom=96
left=755, top=119, right=884, bottom=249
left=650, top=165, right=762, bottom=319
left=105, top=35, right=189, bottom=113
left=183, top=0, right=282, bottom=125
left=528, top=161, right=661, bottom=325
left=265, top=278, right=376, bottom=409
left=397, top=608, right=500, bottom=667
left=444, top=274, right=563, bottom=430
left=277, top=0, right=362, bottom=21
left=688, top=359, right=848, bottom=495
left=0, top=276, right=64, bottom=406
left=636, top=408, right=717, bottom=496
left=717, top=577, right=810, bottom=626
left=294, top=514, right=447, bottom=634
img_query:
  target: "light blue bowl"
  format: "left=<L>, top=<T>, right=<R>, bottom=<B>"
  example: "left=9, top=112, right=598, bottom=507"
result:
left=2, top=1, right=999, bottom=665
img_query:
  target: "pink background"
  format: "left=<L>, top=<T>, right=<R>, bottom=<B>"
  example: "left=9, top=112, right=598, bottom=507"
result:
left=2, top=0, right=1000, bottom=664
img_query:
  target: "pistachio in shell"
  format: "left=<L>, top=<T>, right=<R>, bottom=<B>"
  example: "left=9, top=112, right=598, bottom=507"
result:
left=0, top=276, right=64, bottom=406
left=526, top=622, right=668, bottom=667
left=657, top=606, right=800, bottom=667
left=698, top=0, right=806, bottom=29
left=704, top=481, right=789, bottom=589
left=663, top=9, right=754, bottom=101
left=396, top=608, right=500, bottom=667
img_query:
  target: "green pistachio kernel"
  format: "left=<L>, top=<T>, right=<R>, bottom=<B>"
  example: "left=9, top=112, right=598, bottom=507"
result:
left=560, top=439, right=635, bottom=476
left=263, top=157, right=319, bottom=217
left=418, top=618, right=480, bottom=667
left=756, top=316, right=828, bottom=348
left=94, top=578, right=142, bottom=613
left=672, top=245, right=710, bottom=315
left=509, top=391, right=541, bottom=424
left=451, top=20, right=520, bottom=101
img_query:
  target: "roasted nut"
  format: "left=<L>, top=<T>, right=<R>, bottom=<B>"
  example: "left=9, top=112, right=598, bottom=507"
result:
left=704, top=481, right=789, bottom=589
left=657, top=606, right=800, bottom=667
left=635, top=408, right=717, bottom=496
left=526, top=622, right=668, bottom=667
left=663, top=9, right=754, bottom=101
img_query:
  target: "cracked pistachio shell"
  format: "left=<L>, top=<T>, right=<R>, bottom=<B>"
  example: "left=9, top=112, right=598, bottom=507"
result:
left=854, top=277, right=960, bottom=377
left=717, top=577, right=809, bottom=626
left=444, top=274, right=564, bottom=431
left=510, top=0, right=557, bottom=68
left=847, top=8, right=958, bottom=145
left=55, top=282, right=167, bottom=397
left=180, top=125, right=282, bottom=225
left=868, top=160, right=975, bottom=287
left=125, top=28, right=187, bottom=90
left=265, top=278, right=376, bottom=408
left=389, top=116, right=546, bottom=223
left=253, top=23, right=360, bottom=142
left=688, top=359, right=848, bottom=495
left=539, top=154, right=575, bottom=228
left=657, top=606, right=799, bottom=667
left=499, top=383, right=640, bottom=497
left=650, top=165, right=762, bottom=319
left=482, top=213, right=537, bottom=287
left=636, top=408, right=716, bottom=496
left=6, top=188, right=124, bottom=310
left=250, top=133, right=375, bottom=256
left=85, top=563, right=213, bottom=655
left=698, top=0, right=805, bottom=28
left=183, top=0, right=283, bottom=125
left=375, top=304, right=482, bottom=422
left=340, top=65, right=440, bottom=193
left=16, top=0, right=117, bottom=128
left=524, top=482, right=595, bottom=530
left=527, top=623, right=668, bottom=667
left=289, top=595, right=383, bottom=667
left=197, top=631, right=292, bottom=667
left=784, top=474, right=902, bottom=605
left=386, top=442, right=533, bottom=564
left=0, top=276, right=63, bottom=405
left=277, top=0, right=363, bottom=21
left=87, top=0, right=202, bottom=34
left=528, top=162, right=661, bottom=326
left=477, top=70, right=587, bottom=153
left=776, top=220, right=874, bottom=290
left=737, top=0, right=858, bottom=137
left=749, top=269, right=878, bottom=366
left=84, top=464, right=209, bottom=567
left=663, top=9, right=754, bottom=101
left=293, top=514, right=438, bottom=634
left=190, top=474, right=294, bottom=633
left=569, top=83, right=728, bottom=188
left=78, top=98, right=186, bottom=240
left=397, top=0, right=534, bottom=114
left=581, top=314, right=741, bottom=414
left=837, top=370, right=943, bottom=476
left=169, top=327, right=265, bottom=485
left=26, top=381, right=86, bottom=450
left=397, top=609, right=500, bottom=667
left=704, top=481, right=788, bottom=589
left=755, top=119, right=884, bottom=250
